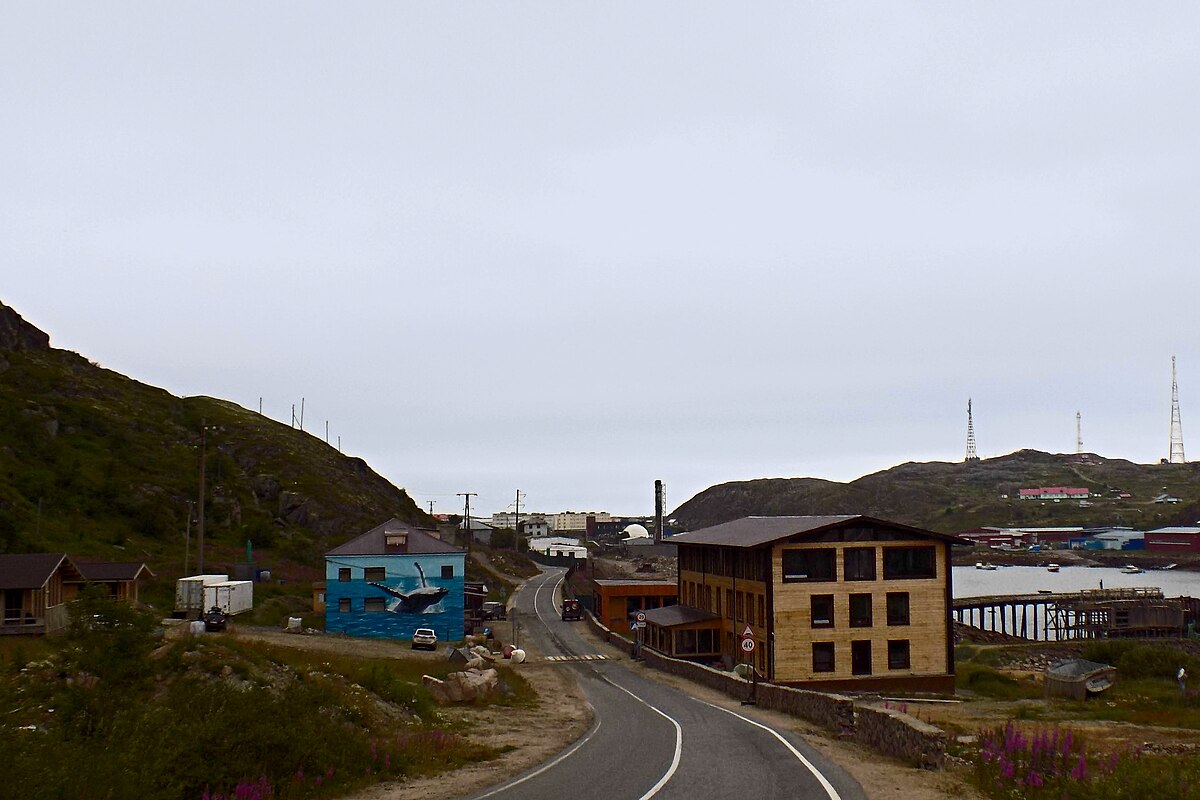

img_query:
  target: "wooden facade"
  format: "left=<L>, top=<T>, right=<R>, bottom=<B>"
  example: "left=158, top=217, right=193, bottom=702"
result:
left=671, top=516, right=966, bottom=692
left=0, top=554, right=85, bottom=635
left=591, top=579, right=678, bottom=634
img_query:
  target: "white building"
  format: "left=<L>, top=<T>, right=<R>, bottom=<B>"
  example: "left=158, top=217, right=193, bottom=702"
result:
left=527, top=536, right=588, bottom=559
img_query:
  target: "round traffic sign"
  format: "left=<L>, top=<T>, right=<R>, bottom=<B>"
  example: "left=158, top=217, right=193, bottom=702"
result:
left=635, top=611, right=647, bottom=623
left=740, top=637, right=756, bottom=653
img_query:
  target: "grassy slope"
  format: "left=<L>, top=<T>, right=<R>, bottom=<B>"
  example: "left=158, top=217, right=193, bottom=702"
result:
left=0, top=344, right=425, bottom=586
left=673, top=449, right=1200, bottom=533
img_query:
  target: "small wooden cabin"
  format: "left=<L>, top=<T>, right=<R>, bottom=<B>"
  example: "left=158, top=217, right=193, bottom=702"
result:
left=0, top=553, right=85, bottom=634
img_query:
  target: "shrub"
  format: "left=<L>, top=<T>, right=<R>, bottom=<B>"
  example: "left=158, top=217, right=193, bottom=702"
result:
left=971, top=722, right=1200, bottom=799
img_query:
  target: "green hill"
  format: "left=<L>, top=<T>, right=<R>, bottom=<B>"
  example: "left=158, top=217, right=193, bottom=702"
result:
left=672, top=450, right=1200, bottom=534
left=0, top=301, right=425, bottom=579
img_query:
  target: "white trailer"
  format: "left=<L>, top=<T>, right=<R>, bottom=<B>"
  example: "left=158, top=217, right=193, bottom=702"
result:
left=203, top=580, right=254, bottom=616
left=175, top=574, right=229, bottom=614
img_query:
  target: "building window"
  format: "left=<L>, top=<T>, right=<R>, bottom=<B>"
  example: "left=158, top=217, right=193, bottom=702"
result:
left=338, top=597, right=351, bottom=612
left=849, top=593, right=873, bottom=628
left=757, top=595, right=765, bottom=628
left=782, top=548, right=836, bottom=582
left=886, top=592, right=910, bottom=626
left=365, top=597, right=386, bottom=613
left=811, top=594, right=834, bottom=628
left=843, top=547, right=876, bottom=581
left=851, top=640, right=873, bottom=675
left=364, top=567, right=386, bottom=582
left=725, top=589, right=733, bottom=619
left=338, top=568, right=351, bottom=582
left=882, top=546, right=937, bottom=579
left=441, top=564, right=454, bottom=579
left=812, top=642, right=835, bottom=673
left=888, top=640, right=911, bottom=670
left=735, top=591, right=744, bottom=622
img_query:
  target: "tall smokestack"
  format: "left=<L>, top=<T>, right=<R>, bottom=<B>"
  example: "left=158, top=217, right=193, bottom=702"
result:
left=654, top=479, right=664, bottom=544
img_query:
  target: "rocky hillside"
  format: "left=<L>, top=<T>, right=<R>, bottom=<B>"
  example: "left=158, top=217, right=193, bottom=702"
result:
left=0, top=301, right=424, bottom=575
left=672, top=449, right=1200, bottom=534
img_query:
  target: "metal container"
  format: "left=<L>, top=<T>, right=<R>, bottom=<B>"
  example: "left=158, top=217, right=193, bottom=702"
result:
left=203, top=580, right=254, bottom=615
left=175, top=574, right=229, bottom=614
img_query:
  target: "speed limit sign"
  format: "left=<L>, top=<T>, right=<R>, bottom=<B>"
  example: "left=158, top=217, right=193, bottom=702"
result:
left=740, top=637, right=755, bottom=653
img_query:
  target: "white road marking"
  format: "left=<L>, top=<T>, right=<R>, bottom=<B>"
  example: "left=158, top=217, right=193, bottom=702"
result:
left=470, top=715, right=603, bottom=800
left=529, top=568, right=684, bottom=799
left=694, top=699, right=843, bottom=800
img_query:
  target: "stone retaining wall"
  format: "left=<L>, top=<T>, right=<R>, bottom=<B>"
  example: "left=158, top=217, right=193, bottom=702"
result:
left=584, top=609, right=945, bottom=767
left=853, top=705, right=946, bottom=768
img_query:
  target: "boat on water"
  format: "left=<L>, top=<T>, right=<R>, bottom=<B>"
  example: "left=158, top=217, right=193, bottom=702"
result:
left=1158, top=563, right=1178, bottom=571
left=1121, top=564, right=1144, bottom=574
left=1046, top=564, right=1060, bottom=573
left=975, top=562, right=998, bottom=570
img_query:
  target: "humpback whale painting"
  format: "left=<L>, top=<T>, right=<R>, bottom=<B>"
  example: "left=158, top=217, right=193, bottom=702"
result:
left=323, top=519, right=465, bottom=641
left=367, top=562, right=449, bottom=613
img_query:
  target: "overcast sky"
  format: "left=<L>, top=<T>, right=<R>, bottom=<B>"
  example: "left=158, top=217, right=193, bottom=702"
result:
left=4, top=5, right=1198, bottom=519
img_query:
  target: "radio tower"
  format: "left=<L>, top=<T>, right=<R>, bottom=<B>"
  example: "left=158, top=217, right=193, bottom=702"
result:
left=965, top=398, right=980, bottom=462
left=1169, top=356, right=1186, bottom=463
left=1076, top=411, right=1083, bottom=455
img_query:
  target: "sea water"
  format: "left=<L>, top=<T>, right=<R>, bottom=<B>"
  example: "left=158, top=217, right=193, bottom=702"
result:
left=954, top=564, right=1199, bottom=598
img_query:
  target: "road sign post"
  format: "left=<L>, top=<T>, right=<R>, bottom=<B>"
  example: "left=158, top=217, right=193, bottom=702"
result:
left=740, top=626, right=757, bottom=706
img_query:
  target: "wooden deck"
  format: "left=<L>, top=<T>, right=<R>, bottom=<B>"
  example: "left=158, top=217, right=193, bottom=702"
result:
left=953, top=588, right=1199, bottom=641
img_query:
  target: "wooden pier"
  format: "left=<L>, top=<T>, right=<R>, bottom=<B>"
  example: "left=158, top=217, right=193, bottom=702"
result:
left=953, top=588, right=1200, bottom=641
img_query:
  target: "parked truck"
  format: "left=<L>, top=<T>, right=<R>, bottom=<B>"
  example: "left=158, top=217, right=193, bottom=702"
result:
left=203, top=580, right=254, bottom=616
left=175, top=574, right=229, bottom=616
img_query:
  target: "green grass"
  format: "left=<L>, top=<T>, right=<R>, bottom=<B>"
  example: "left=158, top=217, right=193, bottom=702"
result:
left=0, top=592, right=515, bottom=799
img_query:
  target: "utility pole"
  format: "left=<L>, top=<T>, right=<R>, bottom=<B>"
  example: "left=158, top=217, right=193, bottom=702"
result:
left=184, top=500, right=194, bottom=575
left=428, top=500, right=434, bottom=515
left=1076, top=411, right=1083, bottom=455
left=457, top=492, right=477, bottom=549
left=514, top=489, right=524, bottom=551
left=197, top=419, right=207, bottom=574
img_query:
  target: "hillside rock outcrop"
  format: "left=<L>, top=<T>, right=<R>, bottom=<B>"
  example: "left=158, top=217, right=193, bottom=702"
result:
left=0, top=301, right=51, bottom=352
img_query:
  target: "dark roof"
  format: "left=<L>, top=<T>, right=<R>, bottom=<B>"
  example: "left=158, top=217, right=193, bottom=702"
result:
left=0, top=553, right=82, bottom=590
left=593, top=579, right=677, bottom=587
left=75, top=562, right=155, bottom=582
left=642, top=605, right=721, bottom=627
left=669, top=515, right=970, bottom=548
left=326, top=518, right=464, bottom=556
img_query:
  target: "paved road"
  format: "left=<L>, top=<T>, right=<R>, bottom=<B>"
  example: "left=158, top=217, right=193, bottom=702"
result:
left=469, top=568, right=866, bottom=800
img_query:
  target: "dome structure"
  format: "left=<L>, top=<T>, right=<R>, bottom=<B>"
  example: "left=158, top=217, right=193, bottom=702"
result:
left=622, top=523, right=650, bottom=540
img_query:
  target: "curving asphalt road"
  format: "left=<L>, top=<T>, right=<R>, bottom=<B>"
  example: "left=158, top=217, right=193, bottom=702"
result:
left=469, top=567, right=866, bottom=800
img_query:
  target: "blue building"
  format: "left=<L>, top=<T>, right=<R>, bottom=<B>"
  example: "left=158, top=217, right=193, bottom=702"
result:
left=324, top=518, right=465, bottom=642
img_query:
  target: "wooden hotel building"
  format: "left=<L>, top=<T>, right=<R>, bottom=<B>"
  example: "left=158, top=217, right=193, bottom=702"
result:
left=646, top=515, right=967, bottom=692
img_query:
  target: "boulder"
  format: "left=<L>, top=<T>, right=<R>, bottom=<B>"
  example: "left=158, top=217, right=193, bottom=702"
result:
left=422, top=669, right=499, bottom=704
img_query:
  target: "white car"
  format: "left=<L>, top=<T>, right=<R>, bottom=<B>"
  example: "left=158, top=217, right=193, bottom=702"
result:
left=411, top=627, right=438, bottom=651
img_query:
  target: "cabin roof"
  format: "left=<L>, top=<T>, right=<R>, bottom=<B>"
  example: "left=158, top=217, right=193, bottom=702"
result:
left=670, top=515, right=969, bottom=548
left=0, top=553, right=84, bottom=589
left=326, top=518, right=463, bottom=556
left=75, top=562, right=155, bottom=582
left=642, top=605, right=721, bottom=627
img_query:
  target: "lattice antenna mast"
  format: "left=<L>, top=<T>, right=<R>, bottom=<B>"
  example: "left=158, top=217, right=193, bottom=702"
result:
left=965, top=398, right=979, bottom=462
left=1170, top=356, right=1186, bottom=464
left=1076, top=411, right=1083, bottom=455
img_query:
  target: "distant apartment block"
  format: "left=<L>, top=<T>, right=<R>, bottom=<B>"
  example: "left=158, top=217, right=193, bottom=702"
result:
left=549, top=511, right=612, bottom=532
left=490, top=512, right=549, bottom=529
left=1017, top=487, right=1090, bottom=500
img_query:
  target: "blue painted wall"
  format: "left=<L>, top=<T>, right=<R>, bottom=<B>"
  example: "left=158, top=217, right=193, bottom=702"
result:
left=324, top=553, right=465, bottom=641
